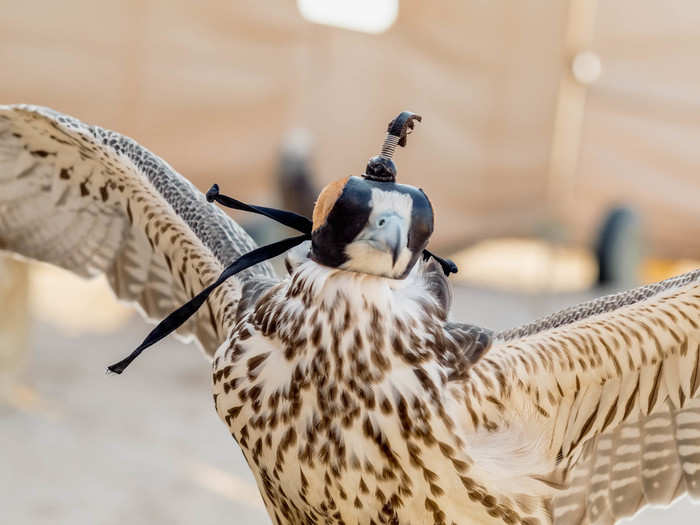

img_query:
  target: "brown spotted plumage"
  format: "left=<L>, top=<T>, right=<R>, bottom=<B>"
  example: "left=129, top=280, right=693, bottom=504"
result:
left=2, top=105, right=700, bottom=524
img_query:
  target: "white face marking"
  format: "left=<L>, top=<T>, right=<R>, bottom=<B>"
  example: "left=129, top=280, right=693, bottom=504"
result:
left=367, top=187, right=413, bottom=220
left=341, top=188, right=414, bottom=278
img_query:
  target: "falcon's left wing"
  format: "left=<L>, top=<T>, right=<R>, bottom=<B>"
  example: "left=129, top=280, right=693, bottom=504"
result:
left=463, top=270, right=700, bottom=524
left=0, top=105, right=277, bottom=358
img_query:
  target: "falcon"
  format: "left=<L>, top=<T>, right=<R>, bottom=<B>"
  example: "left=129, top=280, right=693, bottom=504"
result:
left=1, top=104, right=699, bottom=525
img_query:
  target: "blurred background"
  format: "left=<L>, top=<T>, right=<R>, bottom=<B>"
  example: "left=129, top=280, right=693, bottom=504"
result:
left=1, top=0, right=699, bottom=523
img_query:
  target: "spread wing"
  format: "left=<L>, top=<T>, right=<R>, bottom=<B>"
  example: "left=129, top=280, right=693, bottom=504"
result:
left=465, top=269, right=700, bottom=524
left=0, top=104, right=278, bottom=357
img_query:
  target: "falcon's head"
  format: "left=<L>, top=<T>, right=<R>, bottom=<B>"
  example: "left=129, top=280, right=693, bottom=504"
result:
left=310, top=175, right=433, bottom=279
left=309, top=112, right=435, bottom=279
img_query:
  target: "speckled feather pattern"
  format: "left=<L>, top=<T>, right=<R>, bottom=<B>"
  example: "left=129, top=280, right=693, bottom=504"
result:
left=213, top=259, right=503, bottom=525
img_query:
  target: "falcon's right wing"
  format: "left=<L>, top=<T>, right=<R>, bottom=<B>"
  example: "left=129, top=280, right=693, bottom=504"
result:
left=0, top=105, right=278, bottom=359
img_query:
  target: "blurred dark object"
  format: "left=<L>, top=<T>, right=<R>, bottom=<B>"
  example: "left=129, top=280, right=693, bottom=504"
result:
left=595, top=206, right=642, bottom=288
left=277, top=129, right=318, bottom=218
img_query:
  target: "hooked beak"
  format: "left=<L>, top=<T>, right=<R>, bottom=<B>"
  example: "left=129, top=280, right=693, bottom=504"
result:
left=362, top=212, right=406, bottom=266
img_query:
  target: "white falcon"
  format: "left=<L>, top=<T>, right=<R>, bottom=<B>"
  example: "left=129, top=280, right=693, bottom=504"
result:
left=1, top=105, right=699, bottom=525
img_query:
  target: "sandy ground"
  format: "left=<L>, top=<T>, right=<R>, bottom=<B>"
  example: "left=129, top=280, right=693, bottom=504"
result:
left=1, top=284, right=698, bottom=524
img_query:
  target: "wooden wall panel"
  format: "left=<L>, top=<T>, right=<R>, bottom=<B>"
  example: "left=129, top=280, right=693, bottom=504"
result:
left=572, top=1, right=700, bottom=257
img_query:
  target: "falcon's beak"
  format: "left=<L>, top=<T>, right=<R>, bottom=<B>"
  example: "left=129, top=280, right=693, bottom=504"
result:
left=360, top=212, right=406, bottom=266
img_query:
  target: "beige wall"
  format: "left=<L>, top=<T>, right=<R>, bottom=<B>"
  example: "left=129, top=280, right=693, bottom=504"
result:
left=2, top=1, right=698, bottom=256
left=571, top=1, right=700, bottom=258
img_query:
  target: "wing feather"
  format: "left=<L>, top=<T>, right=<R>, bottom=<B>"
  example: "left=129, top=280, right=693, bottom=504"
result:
left=675, top=399, right=700, bottom=497
left=0, top=104, right=276, bottom=357
left=464, top=270, right=700, bottom=524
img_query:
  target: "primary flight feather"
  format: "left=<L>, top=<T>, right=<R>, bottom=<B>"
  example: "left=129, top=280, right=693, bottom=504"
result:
left=1, top=105, right=699, bottom=525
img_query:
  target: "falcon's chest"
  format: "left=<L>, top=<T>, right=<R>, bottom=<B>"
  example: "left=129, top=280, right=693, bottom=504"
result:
left=210, top=264, right=517, bottom=524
